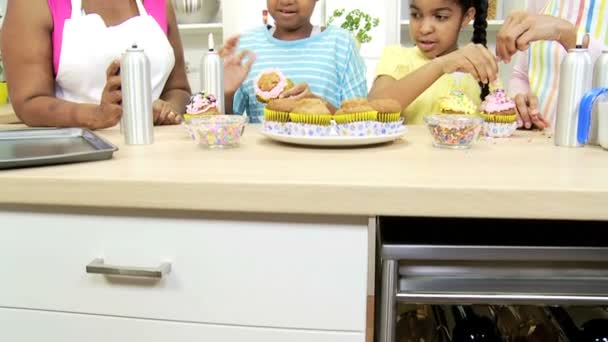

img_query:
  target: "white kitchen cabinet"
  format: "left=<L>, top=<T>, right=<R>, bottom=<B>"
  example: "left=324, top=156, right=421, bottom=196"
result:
left=0, top=308, right=364, bottom=342
left=0, top=210, right=369, bottom=336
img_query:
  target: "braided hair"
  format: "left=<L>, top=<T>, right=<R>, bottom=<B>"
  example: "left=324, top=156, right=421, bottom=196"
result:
left=458, top=0, right=489, bottom=100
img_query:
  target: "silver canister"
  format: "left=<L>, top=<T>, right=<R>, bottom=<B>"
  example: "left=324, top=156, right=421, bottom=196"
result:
left=588, top=50, right=608, bottom=145
left=121, top=44, right=154, bottom=145
left=200, top=33, right=225, bottom=114
left=554, top=47, right=592, bottom=147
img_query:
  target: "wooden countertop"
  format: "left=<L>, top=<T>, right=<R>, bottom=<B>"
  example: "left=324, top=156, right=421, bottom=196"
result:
left=0, top=104, right=18, bottom=124
left=1, top=124, right=608, bottom=220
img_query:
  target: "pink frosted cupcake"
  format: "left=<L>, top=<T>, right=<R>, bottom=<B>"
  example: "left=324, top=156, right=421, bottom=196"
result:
left=254, top=69, right=294, bottom=103
left=479, top=89, right=518, bottom=137
left=184, top=91, right=219, bottom=123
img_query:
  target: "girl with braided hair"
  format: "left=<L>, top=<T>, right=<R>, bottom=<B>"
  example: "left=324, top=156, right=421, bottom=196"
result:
left=369, top=0, right=497, bottom=124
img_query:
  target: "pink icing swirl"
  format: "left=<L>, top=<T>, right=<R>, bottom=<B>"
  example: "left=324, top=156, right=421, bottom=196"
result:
left=480, top=89, right=516, bottom=113
left=254, top=69, right=287, bottom=100
left=186, top=92, right=217, bottom=114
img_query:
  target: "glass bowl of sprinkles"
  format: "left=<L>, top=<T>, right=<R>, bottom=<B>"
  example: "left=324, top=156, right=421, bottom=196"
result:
left=424, top=114, right=483, bottom=149
left=183, top=115, right=248, bottom=148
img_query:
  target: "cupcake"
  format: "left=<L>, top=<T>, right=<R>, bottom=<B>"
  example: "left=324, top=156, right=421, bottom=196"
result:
left=184, top=91, right=219, bottom=123
left=370, top=99, right=405, bottom=135
left=254, top=69, right=294, bottom=103
left=370, top=99, right=402, bottom=122
left=333, top=98, right=379, bottom=137
left=479, top=88, right=518, bottom=137
left=438, top=90, right=478, bottom=115
left=334, top=98, right=378, bottom=123
left=341, top=98, right=371, bottom=109
left=264, top=98, right=297, bottom=122
left=263, top=98, right=297, bottom=134
left=288, top=98, right=333, bottom=136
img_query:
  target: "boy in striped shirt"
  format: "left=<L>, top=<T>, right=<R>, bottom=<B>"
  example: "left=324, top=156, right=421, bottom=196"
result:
left=221, top=0, right=368, bottom=123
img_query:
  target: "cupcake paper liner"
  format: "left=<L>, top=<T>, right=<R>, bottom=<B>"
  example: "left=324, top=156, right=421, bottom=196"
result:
left=183, top=113, right=217, bottom=124
left=377, top=112, right=402, bottom=122
left=285, top=122, right=334, bottom=136
left=333, top=110, right=378, bottom=124
left=289, top=112, right=333, bottom=125
left=336, top=120, right=406, bottom=137
left=482, top=121, right=518, bottom=138
left=262, top=119, right=406, bottom=138
left=480, top=112, right=518, bottom=123
left=264, top=107, right=291, bottom=122
left=263, top=121, right=290, bottom=135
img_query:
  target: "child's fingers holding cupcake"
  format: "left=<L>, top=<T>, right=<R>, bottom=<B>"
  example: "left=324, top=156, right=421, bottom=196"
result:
left=279, top=82, right=313, bottom=100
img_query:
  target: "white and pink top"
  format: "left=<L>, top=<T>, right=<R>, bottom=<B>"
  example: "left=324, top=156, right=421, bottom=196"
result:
left=48, top=0, right=175, bottom=104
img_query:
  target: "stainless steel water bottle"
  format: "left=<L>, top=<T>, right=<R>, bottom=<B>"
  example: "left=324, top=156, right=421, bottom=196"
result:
left=200, top=33, right=225, bottom=114
left=588, top=50, right=608, bottom=145
left=555, top=45, right=592, bottom=147
left=121, top=43, right=154, bottom=145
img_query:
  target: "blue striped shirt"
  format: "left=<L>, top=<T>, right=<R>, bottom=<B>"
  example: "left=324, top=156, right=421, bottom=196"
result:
left=233, top=26, right=368, bottom=123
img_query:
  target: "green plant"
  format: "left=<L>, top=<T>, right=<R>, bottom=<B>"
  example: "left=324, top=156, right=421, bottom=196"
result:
left=326, top=8, right=380, bottom=44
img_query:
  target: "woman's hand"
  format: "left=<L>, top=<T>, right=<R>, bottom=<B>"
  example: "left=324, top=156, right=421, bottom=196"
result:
left=89, top=60, right=123, bottom=130
left=436, top=43, right=499, bottom=84
left=279, top=82, right=314, bottom=100
left=514, top=92, right=551, bottom=129
left=496, top=12, right=579, bottom=63
left=220, top=35, right=256, bottom=94
left=153, top=99, right=182, bottom=125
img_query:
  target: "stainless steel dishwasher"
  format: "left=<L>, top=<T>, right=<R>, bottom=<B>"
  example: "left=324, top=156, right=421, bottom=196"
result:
left=376, top=216, right=608, bottom=342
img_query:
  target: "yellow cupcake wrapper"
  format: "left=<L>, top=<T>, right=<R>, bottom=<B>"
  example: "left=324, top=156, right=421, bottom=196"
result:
left=183, top=113, right=217, bottom=123
left=377, top=112, right=401, bottom=123
left=333, top=110, right=378, bottom=124
left=289, top=113, right=332, bottom=125
left=480, top=112, right=518, bottom=123
left=264, top=108, right=291, bottom=122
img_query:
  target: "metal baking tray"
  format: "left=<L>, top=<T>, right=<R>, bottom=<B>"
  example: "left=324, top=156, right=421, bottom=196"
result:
left=0, top=128, right=118, bottom=170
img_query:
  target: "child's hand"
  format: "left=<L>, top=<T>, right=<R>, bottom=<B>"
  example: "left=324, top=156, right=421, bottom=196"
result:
left=437, top=43, right=498, bottom=85
left=220, top=35, right=257, bottom=94
left=279, top=82, right=314, bottom=100
left=514, top=92, right=550, bottom=130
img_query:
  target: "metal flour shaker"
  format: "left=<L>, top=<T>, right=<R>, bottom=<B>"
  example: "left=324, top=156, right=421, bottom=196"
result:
left=200, top=33, right=225, bottom=113
left=554, top=45, right=592, bottom=147
left=589, top=50, right=608, bottom=145
left=121, top=43, right=154, bottom=145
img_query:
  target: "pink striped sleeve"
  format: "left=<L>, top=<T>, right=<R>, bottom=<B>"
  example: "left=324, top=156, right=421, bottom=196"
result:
left=508, top=51, right=532, bottom=97
left=144, top=0, right=168, bottom=35
left=48, top=0, right=71, bottom=76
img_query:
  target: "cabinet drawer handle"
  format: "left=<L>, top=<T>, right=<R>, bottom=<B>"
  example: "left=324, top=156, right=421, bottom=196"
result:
left=86, top=258, right=171, bottom=279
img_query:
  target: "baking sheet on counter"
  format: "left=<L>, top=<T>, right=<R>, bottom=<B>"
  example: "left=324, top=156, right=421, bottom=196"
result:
left=0, top=128, right=118, bottom=169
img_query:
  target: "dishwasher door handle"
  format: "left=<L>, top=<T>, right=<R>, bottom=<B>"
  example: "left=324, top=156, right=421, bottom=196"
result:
left=396, top=292, right=608, bottom=306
